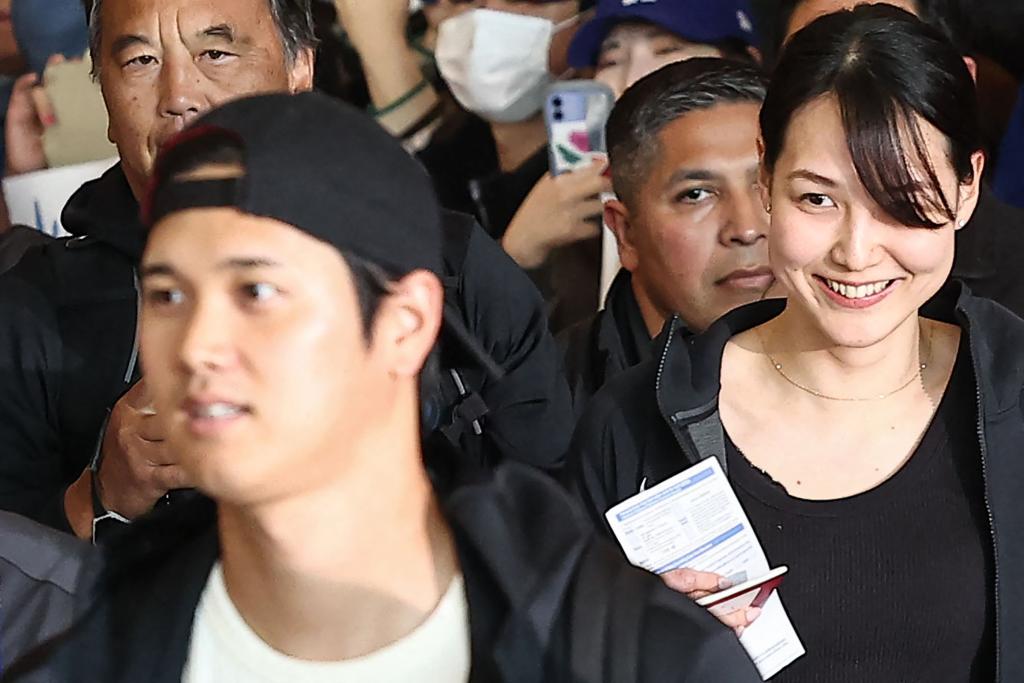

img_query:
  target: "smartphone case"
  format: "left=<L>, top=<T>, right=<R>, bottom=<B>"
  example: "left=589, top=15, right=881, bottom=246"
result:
left=543, top=80, right=615, bottom=176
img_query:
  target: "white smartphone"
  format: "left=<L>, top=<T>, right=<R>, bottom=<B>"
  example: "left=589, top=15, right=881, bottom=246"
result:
left=696, top=565, right=789, bottom=617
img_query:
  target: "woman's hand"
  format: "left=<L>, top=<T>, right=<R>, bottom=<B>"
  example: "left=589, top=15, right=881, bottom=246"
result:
left=4, top=54, right=69, bottom=176
left=661, top=567, right=763, bottom=636
left=333, top=0, right=440, bottom=137
left=333, top=0, right=408, bottom=49
left=501, top=157, right=611, bottom=269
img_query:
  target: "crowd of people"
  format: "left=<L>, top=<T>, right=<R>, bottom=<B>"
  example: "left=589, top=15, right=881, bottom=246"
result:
left=0, top=0, right=1018, bottom=681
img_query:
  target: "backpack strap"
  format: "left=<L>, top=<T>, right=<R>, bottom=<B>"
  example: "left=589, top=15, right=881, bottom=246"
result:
left=609, top=562, right=646, bottom=682
left=429, top=215, right=494, bottom=458
left=569, top=542, right=649, bottom=682
left=569, top=543, right=612, bottom=682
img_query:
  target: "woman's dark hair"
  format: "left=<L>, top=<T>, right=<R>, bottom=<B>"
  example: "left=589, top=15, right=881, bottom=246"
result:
left=761, top=4, right=981, bottom=229
left=764, top=0, right=963, bottom=67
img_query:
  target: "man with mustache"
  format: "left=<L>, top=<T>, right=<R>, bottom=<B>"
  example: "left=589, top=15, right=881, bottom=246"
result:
left=561, top=58, right=772, bottom=414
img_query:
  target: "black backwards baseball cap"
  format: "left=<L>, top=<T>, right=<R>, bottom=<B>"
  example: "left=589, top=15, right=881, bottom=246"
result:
left=143, top=90, right=503, bottom=380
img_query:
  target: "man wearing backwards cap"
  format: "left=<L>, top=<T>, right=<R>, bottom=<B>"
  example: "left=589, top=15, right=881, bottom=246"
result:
left=0, top=0, right=573, bottom=541
left=568, top=0, right=760, bottom=97
left=5, top=91, right=760, bottom=683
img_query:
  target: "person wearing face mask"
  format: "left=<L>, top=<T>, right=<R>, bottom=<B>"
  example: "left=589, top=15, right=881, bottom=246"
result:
left=336, top=0, right=605, bottom=332
left=566, top=0, right=760, bottom=99
left=436, top=0, right=616, bottom=332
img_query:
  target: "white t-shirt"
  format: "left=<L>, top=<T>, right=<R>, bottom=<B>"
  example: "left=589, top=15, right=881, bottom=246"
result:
left=182, top=563, right=471, bottom=683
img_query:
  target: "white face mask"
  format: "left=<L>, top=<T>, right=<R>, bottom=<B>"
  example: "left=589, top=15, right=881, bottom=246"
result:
left=436, top=9, right=577, bottom=124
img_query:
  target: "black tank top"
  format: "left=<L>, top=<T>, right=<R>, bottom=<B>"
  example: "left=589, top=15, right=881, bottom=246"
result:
left=727, top=343, right=995, bottom=682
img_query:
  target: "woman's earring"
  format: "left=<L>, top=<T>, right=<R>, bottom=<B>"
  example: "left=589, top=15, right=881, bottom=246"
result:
left=766, top=202, right=772, bottom=214
left=956, top=218, right=966, bottom=230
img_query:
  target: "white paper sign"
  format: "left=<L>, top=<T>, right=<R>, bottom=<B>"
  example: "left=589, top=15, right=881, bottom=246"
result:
left=606, top=458, right=805, bottom=680
left=3, top=158, right=118, bottom=237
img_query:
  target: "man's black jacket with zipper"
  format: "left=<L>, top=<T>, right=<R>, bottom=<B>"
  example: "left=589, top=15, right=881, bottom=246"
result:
left=568, top=282, right=1024, bottom=681
left=3, top=459, right=760, bottom=683
left=558, top=269, right=655, bottom=419
left=0, top=164, right=574, bottom=532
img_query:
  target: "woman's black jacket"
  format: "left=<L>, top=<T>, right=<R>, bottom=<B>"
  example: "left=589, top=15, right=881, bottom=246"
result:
left=569, top=282, right=1024, bottom=681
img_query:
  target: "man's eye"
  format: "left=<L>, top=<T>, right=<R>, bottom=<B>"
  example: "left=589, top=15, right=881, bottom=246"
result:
left=202, top=49, right=233, bottom=62
left=677, top=188, right=712, bottom=203
left=125, top=55, right=157, bottom=68
left=800, top=193, right=836, bottom=208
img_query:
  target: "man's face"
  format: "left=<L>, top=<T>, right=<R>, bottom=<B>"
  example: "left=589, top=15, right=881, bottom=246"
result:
left=140, top=207, right=386, bottom=505
left=785, top=0, right=918, bottom=40
left=596, top=22, right=723, bottom=99
left=608, top=102, right=771, bottom=333
left=97, top=0, right=314, bottom=199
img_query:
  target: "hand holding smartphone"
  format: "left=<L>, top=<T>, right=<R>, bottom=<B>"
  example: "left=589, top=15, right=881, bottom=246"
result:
left=696, top=565, right=789, bottom=618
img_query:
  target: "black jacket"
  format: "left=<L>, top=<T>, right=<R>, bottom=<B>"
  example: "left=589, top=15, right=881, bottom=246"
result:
left=568, top=282, right=1024, bottom=681
left=5, top=461, right=760, bottom=683
left=558, top=269, right=654, bottom=418
left=953, top=188, right=1024, bottom=316
left=0, top=227, right=52, bottom=275
left=0, top=164, right=574, bottom=532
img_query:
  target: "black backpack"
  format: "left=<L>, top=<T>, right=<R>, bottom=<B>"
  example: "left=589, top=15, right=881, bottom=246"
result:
left=424, top=213, right=504, bottom=467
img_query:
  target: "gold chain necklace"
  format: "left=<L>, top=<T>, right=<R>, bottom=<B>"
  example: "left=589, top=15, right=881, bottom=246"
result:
left=759, top=322, right=932, bottom=402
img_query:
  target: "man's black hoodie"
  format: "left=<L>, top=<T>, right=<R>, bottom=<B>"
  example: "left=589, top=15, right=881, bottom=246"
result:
left=0, top=164, right=575, bottom=532
left=0, top=167, right=140, bottom=532
left=558, top=269, right=655, bottom=419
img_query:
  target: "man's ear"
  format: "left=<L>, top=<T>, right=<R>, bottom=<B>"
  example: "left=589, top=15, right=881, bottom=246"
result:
left=604, top=198, right=640, bottom=272
left=756, top=136, right=772, bottom=213
left=372, top=270, right=444, bottom=378
left=288, top=48, right=316, bottom=93
left=963, top=55, right=977, bottom=82
left=955, top=150, right=986, bottom=230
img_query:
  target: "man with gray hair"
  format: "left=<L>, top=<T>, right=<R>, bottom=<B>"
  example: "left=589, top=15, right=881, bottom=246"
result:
left=0, top=0, right=575, bottom=542
left=0, top=0, right=316, bottom=541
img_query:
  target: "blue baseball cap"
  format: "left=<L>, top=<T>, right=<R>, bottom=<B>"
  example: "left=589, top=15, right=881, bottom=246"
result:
left=568, top=0, right=758, bottom=68
left=13, top=0, right=88, bottom=75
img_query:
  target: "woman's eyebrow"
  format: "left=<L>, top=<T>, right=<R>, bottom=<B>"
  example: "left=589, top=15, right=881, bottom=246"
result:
left=787, top=169, right=837, bottom=187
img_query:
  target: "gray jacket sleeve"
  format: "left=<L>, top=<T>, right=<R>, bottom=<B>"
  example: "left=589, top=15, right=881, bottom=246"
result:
left=0, top=512, right=94, bottom=671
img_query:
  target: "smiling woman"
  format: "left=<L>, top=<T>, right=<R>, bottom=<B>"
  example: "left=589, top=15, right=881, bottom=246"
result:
left=708, top=5, right=1010, bottom=681
left=566, top=3, right=1024, bottom=682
